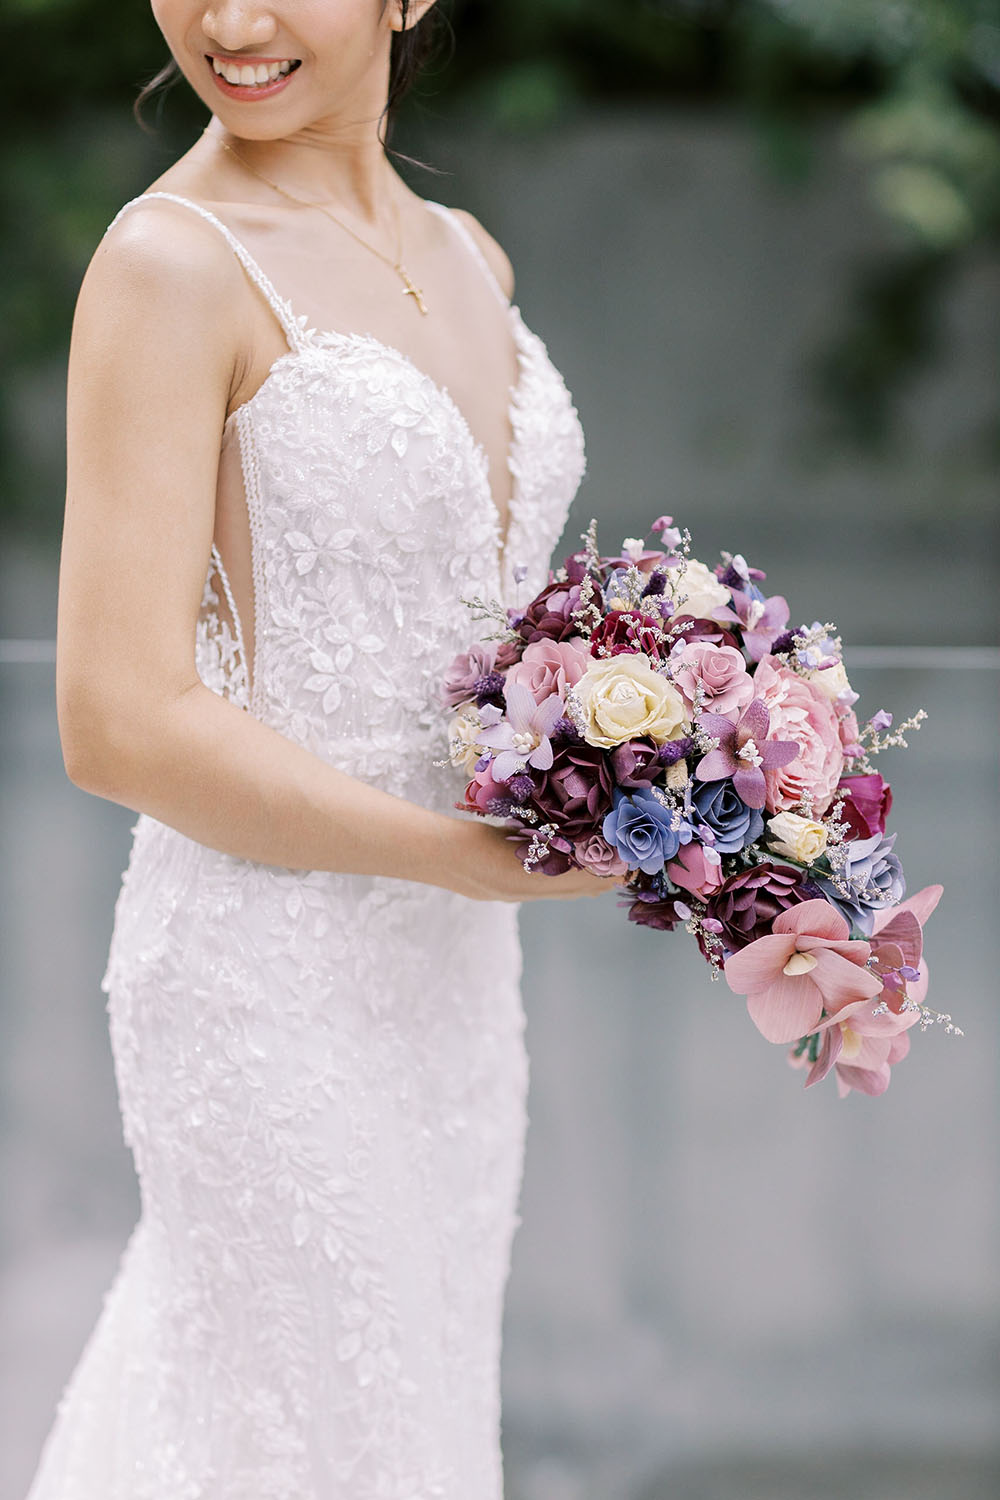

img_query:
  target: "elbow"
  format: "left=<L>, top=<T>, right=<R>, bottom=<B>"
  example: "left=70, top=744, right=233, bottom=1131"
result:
left=56, top=683, right=137, bottom=797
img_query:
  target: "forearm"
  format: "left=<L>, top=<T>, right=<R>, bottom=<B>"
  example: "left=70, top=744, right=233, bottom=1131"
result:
left=61, top=677, right=463, bottom=885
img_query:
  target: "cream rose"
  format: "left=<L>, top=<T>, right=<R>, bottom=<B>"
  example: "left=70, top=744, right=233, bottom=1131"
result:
left=672, top=558, right=730, bottom=621
left=766, top=811, right=828, bottom=865
left=448, top=708, right=483, bottom=774
left=805, top=659, right=856, bottom=706
left=575, top=653, right=687, bottom=749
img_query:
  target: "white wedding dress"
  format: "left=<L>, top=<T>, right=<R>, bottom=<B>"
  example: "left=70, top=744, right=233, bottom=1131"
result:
left=26, top=193, right=585, bottom=1500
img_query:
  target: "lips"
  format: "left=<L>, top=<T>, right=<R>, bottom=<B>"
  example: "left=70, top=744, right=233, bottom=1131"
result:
left=206, top=55, right=302, bottom=100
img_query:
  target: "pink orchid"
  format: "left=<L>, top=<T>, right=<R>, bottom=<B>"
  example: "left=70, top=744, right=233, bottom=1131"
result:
left=716, top=589, right=790, bottom=662
left=724, top=899, right=883, bottom=1045
left=784, top=886, right=942, bottom=1097
left=695, top=699, right=799, bottom=810
left=476, top=681, right=562, bottom=783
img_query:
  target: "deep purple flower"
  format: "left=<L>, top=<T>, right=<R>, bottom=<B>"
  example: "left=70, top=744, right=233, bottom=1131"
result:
left=603, top=787, right=694, bottom=875
left=529, top=739, right=615, bottom=840
left=690, top=777, right=765, bottom=855
left=623, top=890, right=687, bottom=931
left=517, top=577, right=584, bottom=644
left=474, top=671, right=506, bottom=707
left=610, top=739, right=662, bottom=788
left=695, top=700, right=799, bottom=810
left=702, top=862, right=823, bottom=957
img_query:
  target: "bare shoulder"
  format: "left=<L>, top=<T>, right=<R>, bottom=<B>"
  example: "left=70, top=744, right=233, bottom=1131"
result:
left=447, top=207, right=515, bottom=301
left=78, top=196, right=246, bottom=344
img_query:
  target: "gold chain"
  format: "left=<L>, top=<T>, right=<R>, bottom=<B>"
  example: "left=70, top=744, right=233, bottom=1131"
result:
left=217, top=138, right=428, bottom=315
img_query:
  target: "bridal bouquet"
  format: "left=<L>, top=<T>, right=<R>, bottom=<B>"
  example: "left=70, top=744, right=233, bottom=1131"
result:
left=442, top=516, right=955, bottom=1098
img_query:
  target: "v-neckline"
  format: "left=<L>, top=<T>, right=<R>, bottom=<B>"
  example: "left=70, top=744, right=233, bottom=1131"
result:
left=226, top=313, right=529, bottom=593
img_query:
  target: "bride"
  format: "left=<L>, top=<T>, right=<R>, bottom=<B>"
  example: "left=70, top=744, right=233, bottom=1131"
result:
left=31, top=1, right=608, bottom=1496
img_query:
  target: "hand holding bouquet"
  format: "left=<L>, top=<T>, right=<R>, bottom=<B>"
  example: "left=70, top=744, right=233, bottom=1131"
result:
left=441, top=517, right=956, bottom=1098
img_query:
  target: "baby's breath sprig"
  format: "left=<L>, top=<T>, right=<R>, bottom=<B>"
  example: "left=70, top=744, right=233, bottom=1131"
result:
left=459, top=593, right=519, bottom=643
left=570, top=572, right=604, bottom=638
left=521, top=823, right=559, bottom=871
left=860, top=708, right=927, bottom=758
left=579, top=517, right=603, bottom=576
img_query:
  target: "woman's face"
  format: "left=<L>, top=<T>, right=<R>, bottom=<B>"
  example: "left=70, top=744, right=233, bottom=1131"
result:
left=151, top=1, right=420, bottom=140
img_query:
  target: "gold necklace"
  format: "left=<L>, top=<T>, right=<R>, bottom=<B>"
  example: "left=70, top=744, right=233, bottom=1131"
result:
left=217, top=138, right=428, bottom=315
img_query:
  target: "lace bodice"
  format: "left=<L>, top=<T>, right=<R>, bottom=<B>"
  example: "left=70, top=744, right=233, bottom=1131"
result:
left=125, top=191, right=589, bottom=798
left=25, top=191, right=586, bottom=1500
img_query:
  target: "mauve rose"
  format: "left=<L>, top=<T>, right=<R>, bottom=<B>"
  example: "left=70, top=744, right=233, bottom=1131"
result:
left=574, top=834, right=629, bottom=878
left=671, top=640, right=754, bottom=718
left=703, top=861, right=820, bottom=956
left=506, top=636, right=591, bottom=707
left=753, top=657, right=845, bottom=817
left=667, top=842, right=724, bottom=898
left=529, top=740, right=615, bottom=840
left=442, top=642, right=497, bottom=708
left=518, top=578, right=584, bottom=644
left=589, top=609, right=666, bottom=662
left=836, top=773, right=893, bottom=841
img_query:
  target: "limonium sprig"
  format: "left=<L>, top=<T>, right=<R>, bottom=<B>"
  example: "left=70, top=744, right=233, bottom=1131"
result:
left=440, top=515, right=951, bottom=1099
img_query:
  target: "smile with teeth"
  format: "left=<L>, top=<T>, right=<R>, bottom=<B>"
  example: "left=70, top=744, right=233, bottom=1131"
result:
left=211, top=57, right=300, bottom=86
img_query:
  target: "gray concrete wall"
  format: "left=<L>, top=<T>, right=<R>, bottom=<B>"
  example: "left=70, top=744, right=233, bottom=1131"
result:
left=2, top=109, right=997, bottom=1500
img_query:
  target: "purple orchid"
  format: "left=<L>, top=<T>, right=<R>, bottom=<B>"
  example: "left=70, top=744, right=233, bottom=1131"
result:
left=476, top=682, right=562, bottom=783
left=695, top=699, right=799, bottom=810
left=717, top=589, right=791, bottom=662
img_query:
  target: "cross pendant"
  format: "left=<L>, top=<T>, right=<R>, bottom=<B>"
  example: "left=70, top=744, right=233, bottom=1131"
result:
left=399, top=267, right=428, bottom=315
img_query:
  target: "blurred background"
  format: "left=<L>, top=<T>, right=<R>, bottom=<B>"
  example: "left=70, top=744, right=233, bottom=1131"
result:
left=1, top=1, right=998, bottom=1497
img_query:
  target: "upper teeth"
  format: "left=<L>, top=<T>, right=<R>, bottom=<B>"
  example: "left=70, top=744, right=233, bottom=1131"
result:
left=212, top=58, right=293, bottom=86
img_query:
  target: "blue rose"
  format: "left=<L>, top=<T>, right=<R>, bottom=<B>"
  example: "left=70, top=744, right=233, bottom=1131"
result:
left=690, top=777, right=764, bottom=855
left=602, top=787, right=693, bottom=875
left=813, top=832, right=905, bottom=936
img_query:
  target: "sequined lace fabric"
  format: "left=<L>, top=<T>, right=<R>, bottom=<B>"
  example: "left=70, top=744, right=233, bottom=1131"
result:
left=26, top=192, right=585, bottom=1500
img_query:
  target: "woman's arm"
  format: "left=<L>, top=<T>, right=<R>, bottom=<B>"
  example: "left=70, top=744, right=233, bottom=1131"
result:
left=56, top=203, right=604, bottom=903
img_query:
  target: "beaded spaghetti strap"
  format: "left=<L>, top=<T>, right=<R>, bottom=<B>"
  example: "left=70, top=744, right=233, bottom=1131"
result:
left=104, top=191, right=308, bottom=354
left=425, top=201, right=512, bottom=310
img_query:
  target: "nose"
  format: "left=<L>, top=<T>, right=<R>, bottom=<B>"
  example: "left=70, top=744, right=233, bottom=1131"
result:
left=200, top=2, right=277, bottom=52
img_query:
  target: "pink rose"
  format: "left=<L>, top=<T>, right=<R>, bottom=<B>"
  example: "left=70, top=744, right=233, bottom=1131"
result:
left=461, top=762, right=509, bottom=816
left=505, top=636, right=591, bottom=707
left=837, top=707, right=862, bottom=758
left=752, top=658, right=844, bottom=817
left=573, top=834, right=629, bottom=878
left=666, top=842, right=724, bottom=899
left=671, top=640, right=753, bottom=718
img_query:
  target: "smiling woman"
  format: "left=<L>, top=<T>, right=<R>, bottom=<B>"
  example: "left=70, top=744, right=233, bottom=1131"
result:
left=25, top=2, right=601, bottom=1498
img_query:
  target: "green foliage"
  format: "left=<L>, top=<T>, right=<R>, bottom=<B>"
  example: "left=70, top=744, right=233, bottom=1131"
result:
left=2, top=0, right=999, bottom=528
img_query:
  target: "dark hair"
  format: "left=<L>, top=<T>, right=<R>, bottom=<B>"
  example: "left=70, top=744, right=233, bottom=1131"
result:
left=134, top=1, right=448, bottom=143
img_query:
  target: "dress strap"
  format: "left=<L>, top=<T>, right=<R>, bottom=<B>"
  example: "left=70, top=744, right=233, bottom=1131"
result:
left=425, top=201, right=511, bottom=310
left=104, top=192, right=308, bottom=353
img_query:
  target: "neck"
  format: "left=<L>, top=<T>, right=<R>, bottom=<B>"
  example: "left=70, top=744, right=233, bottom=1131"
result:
left=202, top=115, right=402, bottom=223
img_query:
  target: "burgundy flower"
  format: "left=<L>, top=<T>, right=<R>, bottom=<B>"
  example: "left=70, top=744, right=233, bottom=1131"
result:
left=517, top=578, right=584, bottom=644
left=590, top=609, right=666, bottom=662
left=836, top=773, right=893, bottom=841
left=494, top=638, right=524, bottom=673
left=528, top=739, right=615, bottom=841
left=702, top=862, right=821, bottom=957
left=610, top=738, right=662, bottom=788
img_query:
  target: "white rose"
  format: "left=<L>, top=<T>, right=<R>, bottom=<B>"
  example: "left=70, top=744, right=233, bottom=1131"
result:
left=766, top=811, right=828, bottom=865
left=672, top=558, right=730, bottom=621
left=805, top=659, right=856, bottom=706
left=576, top=653, right=688, bottom=748
left=448, top=709, right=483, bottom=774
